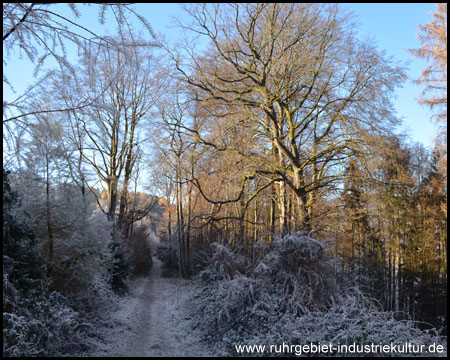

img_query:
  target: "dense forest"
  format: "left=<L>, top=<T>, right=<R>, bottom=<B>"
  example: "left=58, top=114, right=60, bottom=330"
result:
left=3, top=3, right=447, bottom=357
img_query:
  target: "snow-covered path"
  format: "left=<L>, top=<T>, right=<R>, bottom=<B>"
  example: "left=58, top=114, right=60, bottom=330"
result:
left=91, top=257, right=213, bottom=357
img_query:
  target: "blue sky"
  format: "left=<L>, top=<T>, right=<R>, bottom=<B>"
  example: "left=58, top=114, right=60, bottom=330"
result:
left=3, top=3, right=439, bottom=149
left=343, top=3, right=439, bottom=149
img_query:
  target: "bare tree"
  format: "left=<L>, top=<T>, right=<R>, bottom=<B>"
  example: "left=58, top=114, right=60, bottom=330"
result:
left=3, top=3, right=160, bottom=124
left=173, top=3, right=406, bottom=230
left=54, top=34, right=165, bottom=227
left=155, top=87, right=195, bottom=278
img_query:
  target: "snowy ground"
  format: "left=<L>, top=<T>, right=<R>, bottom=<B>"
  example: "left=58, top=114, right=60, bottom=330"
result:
left=89, top=257, right=215, bottom=357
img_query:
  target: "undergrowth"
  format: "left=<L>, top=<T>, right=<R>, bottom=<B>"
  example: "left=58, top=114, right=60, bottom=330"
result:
left=189, top=232, right=447, bottom=357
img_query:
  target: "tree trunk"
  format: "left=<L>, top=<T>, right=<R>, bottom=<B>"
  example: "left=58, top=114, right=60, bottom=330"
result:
left=238, top=195, right=246, bottom=248
left=278, top=180, right=288, bottom=236
left=45, top=157, right=54, bottom=266
left=107, top=176, right=118, bottom=222
left=176, top=164, right=187, bottom=278
left=269, top=185, right=276, bottom=242
left=293, top=168, right=311, bottom=231
left=167, top=203, right=172, bottom=240
left=253, top=201, right=258, bottom=243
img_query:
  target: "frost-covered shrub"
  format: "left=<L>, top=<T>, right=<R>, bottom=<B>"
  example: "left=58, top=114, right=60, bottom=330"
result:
left=3, top=312, right=47, bottom=357
left=3, top=169, right=108, bottom=356
left=251, top=232, right=339, bottom=314
left=199, top=242, right=248, bottom=281
left=3, top=290, right=95, bottom=357
left=45, top=208, right=115, bottom=310
left=9, top=173, right=115, bottom=303
left=190, top=232, right=447, bottom=357
left=243, top=292, right=446, bottom=357
left=201, top=232, right=338, bottom=323
left=270, top=232, right=324, bottom=268
left=192, top=233, right=339, bottom=338
left=285, top=295, right=443, bottom=348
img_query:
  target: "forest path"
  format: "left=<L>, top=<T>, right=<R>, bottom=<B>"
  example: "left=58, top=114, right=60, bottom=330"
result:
left=92, top=257, right=212, bottom=357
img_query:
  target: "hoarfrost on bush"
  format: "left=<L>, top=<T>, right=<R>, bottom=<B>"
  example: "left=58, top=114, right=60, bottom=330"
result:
left=189, top=232, right=447, bottom=357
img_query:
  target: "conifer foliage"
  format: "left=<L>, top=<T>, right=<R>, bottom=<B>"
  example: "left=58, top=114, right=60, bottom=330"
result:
left=3, top=169, right=96, bottom=356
